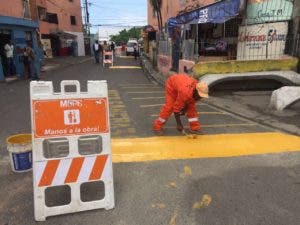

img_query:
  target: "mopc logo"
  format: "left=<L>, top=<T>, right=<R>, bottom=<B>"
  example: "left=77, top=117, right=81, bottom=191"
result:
left=60, top=100, right=83, bottom=108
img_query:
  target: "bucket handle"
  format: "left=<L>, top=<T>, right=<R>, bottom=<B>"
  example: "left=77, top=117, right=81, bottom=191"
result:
left=61, top=80, right=80, bottom=94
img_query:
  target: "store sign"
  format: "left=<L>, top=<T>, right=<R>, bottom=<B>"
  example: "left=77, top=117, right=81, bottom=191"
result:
left=32, top=98, right=109, bottom=138
left=237, top=22, right=288, bottom=60
left=246, top=0, right=293, bottom=24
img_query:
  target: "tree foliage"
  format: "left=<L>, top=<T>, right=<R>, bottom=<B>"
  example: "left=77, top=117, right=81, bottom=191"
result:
left=110, top=27, right=141, bottom=45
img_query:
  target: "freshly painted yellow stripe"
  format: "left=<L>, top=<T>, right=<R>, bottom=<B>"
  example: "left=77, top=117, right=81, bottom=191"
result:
left=164, top=124, right=256, bottom=128
left=132, top=97, right=165, bottom=100
left=150, top=112, right=227, bottom=117
left=140, top=103, right=207, bottom=108
left=111, top=132, right=300, bottom=163
left=110, top=66, right=142, bottom=69
left=127, top=91, right=164, bottom=94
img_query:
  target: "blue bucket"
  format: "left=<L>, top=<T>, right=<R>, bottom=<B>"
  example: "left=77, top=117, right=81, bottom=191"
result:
left=7, top=134, right=32, bottom=172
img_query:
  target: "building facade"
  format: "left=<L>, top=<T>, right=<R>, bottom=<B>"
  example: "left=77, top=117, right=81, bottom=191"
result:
left=35, top=0, right=85, bottom=57
left=0, top=0, right=39, bottom=81
left=147, top=0, right=214, bottom=30
left=147, top=0, right=299, bottom=75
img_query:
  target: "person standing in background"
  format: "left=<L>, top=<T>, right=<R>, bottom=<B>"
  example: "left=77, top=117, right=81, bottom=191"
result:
left=93, top=40, right=100, bottom=63
left=4, top=40, right=16, bottom=76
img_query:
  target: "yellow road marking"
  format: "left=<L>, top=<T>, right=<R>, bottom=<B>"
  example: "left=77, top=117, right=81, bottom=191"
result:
left=111, top=132, right=300, bottom=163
left=127, top=91, right=164, bottom=94
left=110, top=66, right=142, bottom=69
left=121, top=87, right=162, bottom=89
left=119, top=84, right=158, bottom=87
left=140, top=103, right=207, bottom=108
left=150, top=112, right=227, bottom=117
left=165, top=124, right=256, bottom=128
left=132, top=97, right=165, bottom=100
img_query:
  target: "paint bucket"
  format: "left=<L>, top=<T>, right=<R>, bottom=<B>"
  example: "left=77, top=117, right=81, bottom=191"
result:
left=6, top=134, right=32, bottom=172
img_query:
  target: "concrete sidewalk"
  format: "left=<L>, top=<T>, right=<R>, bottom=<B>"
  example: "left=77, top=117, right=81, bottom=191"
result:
left=141, top=55, right=300, bottom=136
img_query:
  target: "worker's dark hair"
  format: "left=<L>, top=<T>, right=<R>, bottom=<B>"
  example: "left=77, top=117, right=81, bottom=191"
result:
left=193, top=89, right=201, bottom=101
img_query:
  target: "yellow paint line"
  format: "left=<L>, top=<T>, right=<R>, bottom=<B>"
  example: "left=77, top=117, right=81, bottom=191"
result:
left=119, top=84, right=158, bottom=87
left=140, top=103, right=207, bottom=108
left=110, top=66, right=142, bottom=69
left=150, top=112, right=227, bottom=117
left=121, top=87, right=162, bottom=89
left=165, top=124, right=256, bottom=128
left=132, top=97, right=165, bottom=100
left=140, top=104, right=164, bottom=108
left=111, top=132, right=300, bottom=163
left=127, top=91, right=164, bottom=94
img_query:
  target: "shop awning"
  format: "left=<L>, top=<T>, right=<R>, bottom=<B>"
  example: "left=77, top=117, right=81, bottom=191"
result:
left=168, top=0, right=241, bottom=33
left=50, top=31, right=77, bottom=39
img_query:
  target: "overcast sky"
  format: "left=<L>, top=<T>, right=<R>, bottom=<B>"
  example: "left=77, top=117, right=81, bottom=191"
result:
left=82, top=0, right=147, bottom=36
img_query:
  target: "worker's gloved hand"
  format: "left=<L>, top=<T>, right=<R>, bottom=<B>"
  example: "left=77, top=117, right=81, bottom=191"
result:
left=176, top=125, right=184, bottom=132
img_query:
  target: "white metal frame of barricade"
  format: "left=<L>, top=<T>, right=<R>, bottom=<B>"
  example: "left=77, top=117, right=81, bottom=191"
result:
left=103, top=51, right=113, bottom=67
left=30, top=80, right=115, bottom=221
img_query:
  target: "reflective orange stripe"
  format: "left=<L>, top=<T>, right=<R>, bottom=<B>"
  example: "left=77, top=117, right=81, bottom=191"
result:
left=38, top=160, right=60, bottom=187
left=89, top=155, right=108, bottom=180
left=64, top=157, right=84, bottom=184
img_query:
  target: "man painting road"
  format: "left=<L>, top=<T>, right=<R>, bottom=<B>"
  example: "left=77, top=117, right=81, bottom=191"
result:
left=153, top=74, right=209, bottom=135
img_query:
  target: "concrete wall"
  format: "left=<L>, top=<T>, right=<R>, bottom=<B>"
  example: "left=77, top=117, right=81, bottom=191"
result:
left=36, top=0, right=83, bottom=34
left=193, top=58, right=299, bottom=78
left=157, top=55, right=172, bottom=75
left=0, top=0, right=24, bottom=18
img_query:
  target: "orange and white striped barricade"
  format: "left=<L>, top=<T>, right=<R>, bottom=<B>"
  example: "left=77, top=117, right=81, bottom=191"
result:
left=103, top=51, right=113, bottom=67
left=30, top=80, right=115, bottom=221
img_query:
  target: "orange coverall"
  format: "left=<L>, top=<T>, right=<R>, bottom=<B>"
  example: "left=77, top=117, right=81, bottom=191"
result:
left=153, top=74, right=200, bottom=131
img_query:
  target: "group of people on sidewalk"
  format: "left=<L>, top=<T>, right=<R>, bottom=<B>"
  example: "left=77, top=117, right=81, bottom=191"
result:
left=93, top=40, right=115, bottom=64
left=1, top=40, right=44, bottom=80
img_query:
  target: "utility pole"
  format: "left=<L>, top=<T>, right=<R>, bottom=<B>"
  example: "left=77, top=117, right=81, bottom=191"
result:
left=84, top=0, right=90, bottom=35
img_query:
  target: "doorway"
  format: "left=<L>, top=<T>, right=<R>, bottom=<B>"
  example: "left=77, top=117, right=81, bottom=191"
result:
left=0, top=29, right=12, bottom=76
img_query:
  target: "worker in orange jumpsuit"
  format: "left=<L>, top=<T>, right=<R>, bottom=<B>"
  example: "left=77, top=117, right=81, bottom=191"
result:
left=153, top=74, right=209, bottom=134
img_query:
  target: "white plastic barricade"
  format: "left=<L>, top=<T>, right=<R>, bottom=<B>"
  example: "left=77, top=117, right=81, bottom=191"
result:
left=30, top=80, right=115, bottom=221
left=103, top=51, right=113, bottom=67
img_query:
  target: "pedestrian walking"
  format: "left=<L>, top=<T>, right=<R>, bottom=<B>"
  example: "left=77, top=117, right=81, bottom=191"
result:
left=102, top=41, right=108, bottom=52
left=25, top=43, right=39, bottom=80
left=133, top=43, right=138, bottom=60
left=152, top=74, right=209, bottom=135
left=110, top=42, right=115, bottom=52
left=93, top=40, right=100, bottom=63
left=4, top=40, right=16, bottom=76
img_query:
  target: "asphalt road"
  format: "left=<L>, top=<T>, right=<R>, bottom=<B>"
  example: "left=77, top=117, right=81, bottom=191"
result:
left=0, top=57, right=299, bottom=225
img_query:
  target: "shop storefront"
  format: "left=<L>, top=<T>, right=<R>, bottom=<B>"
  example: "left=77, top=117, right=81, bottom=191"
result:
left=0, top=15, right=39, bottom=81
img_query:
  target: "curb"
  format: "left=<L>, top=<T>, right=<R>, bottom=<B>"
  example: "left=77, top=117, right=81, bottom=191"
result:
left=140, top=55, right=300, bottom=136
left=140, top=55, right=166, bottom=86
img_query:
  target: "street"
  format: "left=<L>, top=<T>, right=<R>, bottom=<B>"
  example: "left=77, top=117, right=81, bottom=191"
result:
left=0, top=57, right=300, bottom=225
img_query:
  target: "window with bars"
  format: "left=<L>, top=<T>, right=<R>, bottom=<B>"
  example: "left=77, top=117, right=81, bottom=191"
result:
left=38, top=6, right=47, bottom=21
left=47, top=13, right=58, bottom=24
left=70, top=16, right=76, bottom=25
